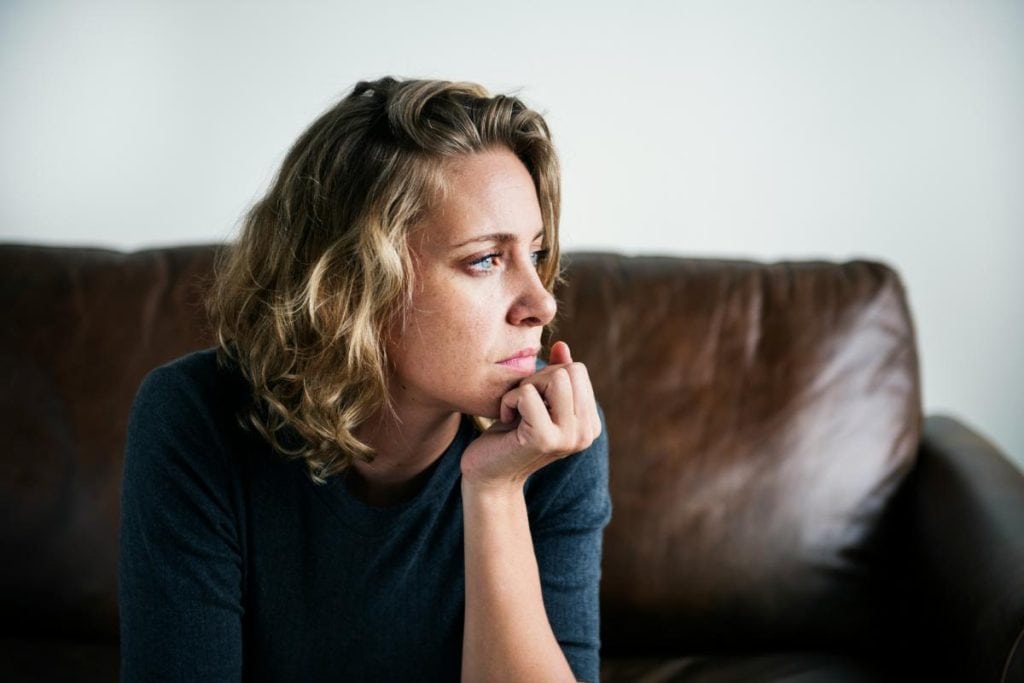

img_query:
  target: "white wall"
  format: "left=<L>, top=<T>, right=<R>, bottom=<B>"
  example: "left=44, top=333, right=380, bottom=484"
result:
left=2, top=0, right=1021, bottom=469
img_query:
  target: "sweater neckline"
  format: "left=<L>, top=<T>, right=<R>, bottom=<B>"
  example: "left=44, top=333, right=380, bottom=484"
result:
left=310, top=414, right=476, bottom=536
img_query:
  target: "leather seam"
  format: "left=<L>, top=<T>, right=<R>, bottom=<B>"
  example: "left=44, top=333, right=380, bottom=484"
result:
left=1002, top=623, right=1024, bottom=683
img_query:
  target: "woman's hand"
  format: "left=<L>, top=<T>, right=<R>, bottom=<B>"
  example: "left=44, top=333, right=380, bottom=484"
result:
left=460, top=341, right=601, bottom=492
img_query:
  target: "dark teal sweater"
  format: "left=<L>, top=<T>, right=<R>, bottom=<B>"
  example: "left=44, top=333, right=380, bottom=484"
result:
left=119, top=349, right=610, bottom=681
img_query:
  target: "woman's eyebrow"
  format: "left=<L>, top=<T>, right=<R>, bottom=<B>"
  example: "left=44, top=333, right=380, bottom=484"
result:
left=450, top=230, right=544, bottom=248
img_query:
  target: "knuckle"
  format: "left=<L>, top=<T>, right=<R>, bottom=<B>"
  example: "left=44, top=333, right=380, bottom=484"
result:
left=544, top=429, right=569, bottom=453
left=540, top=430, right=562, bottom=453
left=575, top=422, right=597, bottom=448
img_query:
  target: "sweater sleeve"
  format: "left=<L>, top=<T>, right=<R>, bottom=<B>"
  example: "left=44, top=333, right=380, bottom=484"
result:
left=119, top=363, right=245, bottom=682
left=526, top=407, right=612, bottom=683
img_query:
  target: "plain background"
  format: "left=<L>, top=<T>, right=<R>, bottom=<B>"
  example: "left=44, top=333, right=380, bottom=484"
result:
left=2, top=0, right=1021, bottom=469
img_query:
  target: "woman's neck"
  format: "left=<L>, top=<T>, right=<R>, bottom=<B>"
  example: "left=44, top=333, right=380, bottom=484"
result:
left=348, top=407, right=462, bottom=507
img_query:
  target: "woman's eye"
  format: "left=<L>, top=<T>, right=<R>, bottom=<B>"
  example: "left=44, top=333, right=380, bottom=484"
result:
left=467, top=248, right=548, bottom=274
left=468, top=254, right=500, bottom=272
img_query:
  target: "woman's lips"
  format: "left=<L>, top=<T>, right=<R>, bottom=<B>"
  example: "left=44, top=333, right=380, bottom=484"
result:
left=497, top=355, right=538, bottom=373
left=497, top=347, right=540, bottom=374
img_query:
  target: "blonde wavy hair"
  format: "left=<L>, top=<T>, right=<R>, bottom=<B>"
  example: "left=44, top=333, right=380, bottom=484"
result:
left=207, top=77, right=561, bottom=482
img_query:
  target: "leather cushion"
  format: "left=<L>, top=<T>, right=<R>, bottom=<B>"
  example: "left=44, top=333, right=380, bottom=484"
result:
left=555, top=254, right=921, bottom=655
left=0, top=245, right=218, bottom=641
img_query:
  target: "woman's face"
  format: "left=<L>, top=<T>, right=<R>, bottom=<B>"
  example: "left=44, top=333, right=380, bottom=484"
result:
left=387, top=147, right=556, bottom=420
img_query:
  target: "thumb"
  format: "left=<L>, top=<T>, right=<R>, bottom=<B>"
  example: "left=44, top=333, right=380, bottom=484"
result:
left=549, top=340, right=572, bottom=365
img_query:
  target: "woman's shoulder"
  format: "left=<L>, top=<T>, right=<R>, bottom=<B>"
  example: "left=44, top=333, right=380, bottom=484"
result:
left=139, top=346, right=235, bottom=391
left=134, top=348, right=246, bottom=416
left=128, top=348, right=255, bottom=463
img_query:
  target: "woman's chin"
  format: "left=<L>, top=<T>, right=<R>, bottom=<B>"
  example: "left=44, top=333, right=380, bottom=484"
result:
left=451, top=381, right=524, bottom=422
left=472, top=400, right=502, bottom=421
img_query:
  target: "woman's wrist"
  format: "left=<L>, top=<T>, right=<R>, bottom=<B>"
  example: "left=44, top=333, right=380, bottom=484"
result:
left=460, top=474, right=526, bottom=508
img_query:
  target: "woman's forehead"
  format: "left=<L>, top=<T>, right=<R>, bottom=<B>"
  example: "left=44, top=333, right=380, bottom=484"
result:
left=413, top=151, right=544, bottom=251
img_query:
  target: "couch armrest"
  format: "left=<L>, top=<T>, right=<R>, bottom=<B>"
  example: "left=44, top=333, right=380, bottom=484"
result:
left=908, top=414, right=1024, bottom=682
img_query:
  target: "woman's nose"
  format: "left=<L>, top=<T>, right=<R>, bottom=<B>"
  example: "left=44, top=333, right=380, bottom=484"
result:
left=507, top=265, right=556, bottom=327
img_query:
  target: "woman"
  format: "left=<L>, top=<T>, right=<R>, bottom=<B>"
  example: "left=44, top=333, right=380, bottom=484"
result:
left=119, top=77, right=610, bottom=682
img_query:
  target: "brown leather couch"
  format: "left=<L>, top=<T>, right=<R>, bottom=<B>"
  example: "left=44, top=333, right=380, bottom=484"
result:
left=2, top=244, right=1022, bottom=682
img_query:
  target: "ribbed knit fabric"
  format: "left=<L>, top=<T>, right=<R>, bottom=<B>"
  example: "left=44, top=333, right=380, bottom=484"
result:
left=119, top=349, right=610, bottom=682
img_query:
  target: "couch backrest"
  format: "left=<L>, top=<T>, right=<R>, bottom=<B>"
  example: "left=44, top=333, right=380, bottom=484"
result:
left=1, top=245, right=218, bottom=641
left=558, top=253, right=921, bottom=655
left=0, top=245, right=920, bottom=652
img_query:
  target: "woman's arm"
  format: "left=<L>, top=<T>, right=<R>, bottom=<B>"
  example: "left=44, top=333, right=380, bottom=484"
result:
left=461, top=481, right=577, bottom=681
left=119, top=364, right=244, bottom=682
left=526, top=423, right=610, bottom=680
left=460, top=342, right=604, bottom=682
